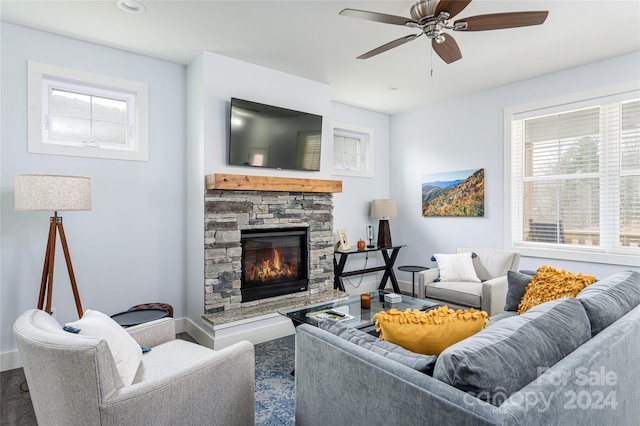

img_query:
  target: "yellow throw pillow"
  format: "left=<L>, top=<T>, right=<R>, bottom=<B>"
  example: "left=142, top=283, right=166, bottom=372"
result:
left=518, top=265, right=596, bottom=314
left=374, top=306, right=489, bottom=356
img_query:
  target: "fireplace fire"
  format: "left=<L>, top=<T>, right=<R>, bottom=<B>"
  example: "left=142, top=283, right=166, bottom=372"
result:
left=241, top=228, right=308, bottom=302
left=247, top=248, right=297, bottom=282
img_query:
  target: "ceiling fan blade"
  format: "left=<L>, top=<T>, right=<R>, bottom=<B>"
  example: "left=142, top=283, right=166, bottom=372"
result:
left=455, top=11, right=549, bottom=31
left=432, top=35, right=462, bottom=64
left=339, top=8, right=418, bottom=27
left=435, top=0, right=473, bottom=19
left=357, top=34, right=421, bottom=59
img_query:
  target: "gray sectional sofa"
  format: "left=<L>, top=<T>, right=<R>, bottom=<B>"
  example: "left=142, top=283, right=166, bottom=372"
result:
left=295, top=270, right=640, bottom=426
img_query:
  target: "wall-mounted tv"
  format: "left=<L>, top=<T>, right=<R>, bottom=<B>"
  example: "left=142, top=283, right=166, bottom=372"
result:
left=228, top=97, right=322, bottom=171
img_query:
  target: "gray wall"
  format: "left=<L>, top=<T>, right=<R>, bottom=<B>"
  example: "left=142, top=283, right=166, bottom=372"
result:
left=390, top=51, right=640, bottom=280
left=1, top=23, right=186, bottom=355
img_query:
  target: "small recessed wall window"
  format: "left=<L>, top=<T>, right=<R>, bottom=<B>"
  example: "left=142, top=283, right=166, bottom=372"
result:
left=331, top=122, right=374, bottom=177
left=28, top=61, right=148, bottom=161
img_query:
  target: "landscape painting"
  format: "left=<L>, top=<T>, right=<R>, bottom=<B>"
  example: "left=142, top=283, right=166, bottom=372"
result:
left=422, top=168, right=484, bottom=217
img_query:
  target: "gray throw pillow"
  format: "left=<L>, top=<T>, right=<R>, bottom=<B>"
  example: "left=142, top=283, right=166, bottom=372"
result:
left=433, top=298, right=591, bottom=406
left=319, top=320, right=436, bottom=375
left=576, top=270, right=640, bottom=336
left=504, top=270, right=533, bottom=311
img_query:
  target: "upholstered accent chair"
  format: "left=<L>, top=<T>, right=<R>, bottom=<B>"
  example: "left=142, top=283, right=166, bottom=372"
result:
left=14, top=309, right=255, bottom=426
left=418, top=247, right=520, bottom=316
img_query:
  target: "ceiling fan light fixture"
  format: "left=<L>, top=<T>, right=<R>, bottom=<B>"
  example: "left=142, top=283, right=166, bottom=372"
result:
left=116, top=0, right=146, bottom=14
left=435, top=34, right=446, bottom=44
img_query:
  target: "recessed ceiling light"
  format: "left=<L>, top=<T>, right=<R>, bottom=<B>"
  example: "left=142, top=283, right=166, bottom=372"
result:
left=116, top=0, right=146, bottom=13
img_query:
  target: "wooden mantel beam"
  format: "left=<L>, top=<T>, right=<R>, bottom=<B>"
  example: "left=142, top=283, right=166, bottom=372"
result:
left=206, top=174, right=342, bottom=193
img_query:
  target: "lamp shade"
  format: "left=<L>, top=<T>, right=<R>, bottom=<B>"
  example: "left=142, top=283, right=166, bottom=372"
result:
left=15, top=174, right=92, bottom=211
left=370, top=199, right=397, bottom=218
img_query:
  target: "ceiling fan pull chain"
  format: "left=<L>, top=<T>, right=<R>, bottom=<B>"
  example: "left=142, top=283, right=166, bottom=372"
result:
left=430, top=46, right=434, bottom=77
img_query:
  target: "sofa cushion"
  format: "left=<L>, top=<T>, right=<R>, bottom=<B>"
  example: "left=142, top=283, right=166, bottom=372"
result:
left=432, top=252, right=480, bottom=282
left=576, top=270, right=640, bottom=336
left=458, top=248, right=520, bottom=282
left=374, top=306, right=488, bottom=356
left=504, top=270, right=533, bottom=311
left=66, top=309, right=142, bottom=386
left=518, top=265, right=596, bottom=314
left=433, top=297, right=592, bottom=406
left=425, top=280, right=482, bottom=308
left=318, top=320, right=436, bottom=375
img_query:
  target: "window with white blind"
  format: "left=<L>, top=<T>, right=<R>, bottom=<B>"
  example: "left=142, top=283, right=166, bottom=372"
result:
left=331, top=122, right=374, bottom=178
left=505, top=87, right=640, bottom=266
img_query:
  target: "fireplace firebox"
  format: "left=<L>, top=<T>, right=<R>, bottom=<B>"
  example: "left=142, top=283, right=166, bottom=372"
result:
left=240, top=228, right=308, bottom=302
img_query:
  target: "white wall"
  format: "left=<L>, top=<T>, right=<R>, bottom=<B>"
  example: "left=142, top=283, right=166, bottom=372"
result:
left=0, top=23, right=186, bottom=356
left=390, top=51, right=640, bottom=279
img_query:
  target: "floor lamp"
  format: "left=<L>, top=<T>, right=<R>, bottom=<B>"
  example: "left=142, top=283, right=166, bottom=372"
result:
left=15, top=174, right=92, bottom=319
left=370, top=199, right=397, bottom=248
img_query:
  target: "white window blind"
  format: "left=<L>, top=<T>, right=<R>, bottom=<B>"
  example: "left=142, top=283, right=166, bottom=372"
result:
left=510, top=92, right=640, bottom=262
left=333, top=135, right=362, bottom=170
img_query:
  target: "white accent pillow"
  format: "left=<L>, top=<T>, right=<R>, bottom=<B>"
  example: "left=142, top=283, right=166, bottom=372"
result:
left=433, top=253, right=481, bottom=282
left=66, top=309, right=142, bottom=386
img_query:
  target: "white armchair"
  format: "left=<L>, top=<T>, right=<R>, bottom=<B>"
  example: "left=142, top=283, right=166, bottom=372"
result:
left=14, top=309, right=255, bottom=426
left=417, top=247, right=520, bottom=316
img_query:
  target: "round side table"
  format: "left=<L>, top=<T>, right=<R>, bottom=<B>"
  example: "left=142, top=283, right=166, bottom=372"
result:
left=111, top=308, right=169, bottom=327
left=398, top=265, right=429, bottom=298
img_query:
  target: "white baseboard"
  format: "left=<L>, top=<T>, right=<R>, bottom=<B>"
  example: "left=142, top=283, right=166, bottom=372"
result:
left=1, top=349, right=23, bottom=372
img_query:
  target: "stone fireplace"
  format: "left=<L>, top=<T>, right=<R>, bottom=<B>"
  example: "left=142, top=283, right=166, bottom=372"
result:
left=203, top=174, right=341, bottom=319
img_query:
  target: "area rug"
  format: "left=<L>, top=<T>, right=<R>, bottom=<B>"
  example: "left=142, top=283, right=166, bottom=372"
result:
left=254, top=334, right=296, bottom=425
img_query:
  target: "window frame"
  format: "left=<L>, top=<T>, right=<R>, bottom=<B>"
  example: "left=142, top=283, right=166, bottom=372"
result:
left=504, top=82, right=640, bottom=266
left=28, top=61, right=149, bottom=161
left=331, top=121, right=374, bottom=178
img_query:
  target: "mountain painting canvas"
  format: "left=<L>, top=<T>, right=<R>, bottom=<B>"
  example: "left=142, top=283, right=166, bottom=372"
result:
left=422, top=168, right=484, bottom=217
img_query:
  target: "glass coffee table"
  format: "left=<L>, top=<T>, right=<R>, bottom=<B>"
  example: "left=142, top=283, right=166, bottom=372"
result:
left=280, top=290, right=441, bottom=334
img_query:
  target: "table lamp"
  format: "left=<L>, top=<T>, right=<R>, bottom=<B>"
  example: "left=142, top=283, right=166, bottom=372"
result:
left=370, top=199, right=397, bottom=248
left=15, top=174, right=92, bottom=319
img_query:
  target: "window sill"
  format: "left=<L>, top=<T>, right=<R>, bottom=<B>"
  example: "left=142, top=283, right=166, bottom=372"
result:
left=510, top=244, right=640, bottom=267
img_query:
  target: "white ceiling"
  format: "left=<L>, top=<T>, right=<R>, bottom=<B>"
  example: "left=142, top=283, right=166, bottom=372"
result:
left=2, top=0, right=639, bottom=114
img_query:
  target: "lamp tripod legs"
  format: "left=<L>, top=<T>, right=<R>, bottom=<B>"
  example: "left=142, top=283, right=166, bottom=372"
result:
left=37, top=216, right=84, bottom=319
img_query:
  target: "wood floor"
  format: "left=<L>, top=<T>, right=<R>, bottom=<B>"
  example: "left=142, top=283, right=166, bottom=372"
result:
left=1, top=333, right=196, bottom=426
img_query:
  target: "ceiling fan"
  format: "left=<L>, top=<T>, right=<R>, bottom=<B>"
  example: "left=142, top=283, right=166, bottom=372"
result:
left=339, top=0, right=549, bottom=64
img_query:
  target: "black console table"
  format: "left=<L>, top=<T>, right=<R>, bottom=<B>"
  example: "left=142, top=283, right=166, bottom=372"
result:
left=333, top=246, right=404, bottom=293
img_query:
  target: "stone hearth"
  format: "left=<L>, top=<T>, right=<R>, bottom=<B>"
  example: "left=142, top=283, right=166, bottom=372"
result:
left=202, top=189, right=337, bottom=326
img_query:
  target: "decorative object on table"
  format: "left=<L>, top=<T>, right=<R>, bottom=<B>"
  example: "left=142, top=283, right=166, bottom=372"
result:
left=337, top=227, right=350, bottom=250
left=360, top=293, right=371, bottom=309
left=15, top=174, right=92, bottom=319
left=384, top=293, right=402, bottom=303
left=366, top=225, right=375, bottom=248
left=421, top=168, right=484, bottom=217
left=357, top=238, right=366, bottom=251
left=398, top=265, right=429, bottom=297
left=305, top=308, right=354, bottom=323
left=370, top=198, right=397, bottom=247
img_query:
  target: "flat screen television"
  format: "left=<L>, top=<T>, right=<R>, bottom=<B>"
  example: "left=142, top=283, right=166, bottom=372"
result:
left=228, top=97, right=322, bottom=171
